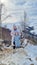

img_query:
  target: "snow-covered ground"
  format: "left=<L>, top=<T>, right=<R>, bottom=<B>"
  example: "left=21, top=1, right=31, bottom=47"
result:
left=0, top=39, right=37, bottom=65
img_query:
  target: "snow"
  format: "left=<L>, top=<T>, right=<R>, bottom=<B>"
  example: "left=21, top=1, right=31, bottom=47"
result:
left=0, top=39, right=37, bottom=65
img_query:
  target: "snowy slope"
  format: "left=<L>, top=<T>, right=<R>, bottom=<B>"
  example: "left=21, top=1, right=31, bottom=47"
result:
left=0, top=39, right=37, bottom=65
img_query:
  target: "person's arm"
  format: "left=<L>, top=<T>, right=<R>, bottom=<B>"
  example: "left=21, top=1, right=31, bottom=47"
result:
left=11, top=31, right=14, bottom=37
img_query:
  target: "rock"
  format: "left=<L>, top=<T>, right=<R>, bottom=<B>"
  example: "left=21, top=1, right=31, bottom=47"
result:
left=30, top=64, right=34, bottom=65
left=27, top=58, right=32, bottom=61
left=35, top=57, right=37, bottom=61
left=0, top=48, right=3, bottom=51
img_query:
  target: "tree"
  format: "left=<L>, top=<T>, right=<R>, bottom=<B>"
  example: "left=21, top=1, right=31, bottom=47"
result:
left=0, top=3, right=4, bottom=27
left=0, top=2, right=12, bottom=27
left=20, top=11, right=27, bottom=31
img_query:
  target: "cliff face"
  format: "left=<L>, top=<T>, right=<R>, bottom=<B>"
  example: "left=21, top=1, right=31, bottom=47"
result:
left=0, top=27, right=12, bottom=45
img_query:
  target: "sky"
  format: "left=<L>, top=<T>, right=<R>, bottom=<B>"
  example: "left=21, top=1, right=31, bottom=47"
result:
left=1, top=0, right=37, bottom=33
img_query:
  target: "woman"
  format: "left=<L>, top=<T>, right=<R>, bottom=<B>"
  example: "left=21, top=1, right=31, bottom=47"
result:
left=11, top=25, right=21, bottom=49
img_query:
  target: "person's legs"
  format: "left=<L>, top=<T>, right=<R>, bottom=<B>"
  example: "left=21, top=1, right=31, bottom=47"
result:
left=12, top=41, right=16, bottom=54
left=13, top=41, right=15, bottom=49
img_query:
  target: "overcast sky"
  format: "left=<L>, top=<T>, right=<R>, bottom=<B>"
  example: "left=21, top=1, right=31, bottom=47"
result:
left=1, top=0, right=37, bottom=33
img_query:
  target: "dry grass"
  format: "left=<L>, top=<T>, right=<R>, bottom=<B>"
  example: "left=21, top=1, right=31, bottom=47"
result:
left=0, top=64, right=6, bottom=65
left=0, top=48, right=13, bottom=55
